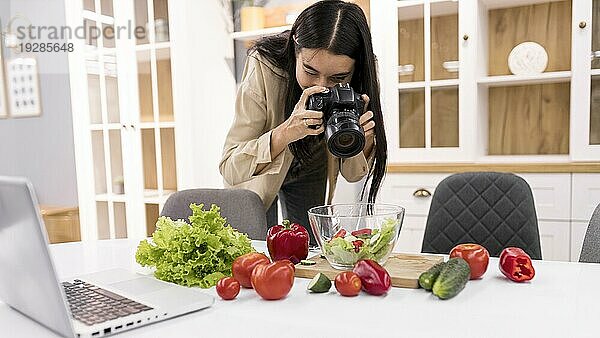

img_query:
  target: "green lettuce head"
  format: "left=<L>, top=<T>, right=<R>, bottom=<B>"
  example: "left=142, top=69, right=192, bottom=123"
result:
left=135, top=203, right=255, bottom=288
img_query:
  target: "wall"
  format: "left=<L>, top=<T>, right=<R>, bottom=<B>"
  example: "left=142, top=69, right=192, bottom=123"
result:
left=169, top=0, right=238, bottom=190
left=0, top=0, right=78, bottom=206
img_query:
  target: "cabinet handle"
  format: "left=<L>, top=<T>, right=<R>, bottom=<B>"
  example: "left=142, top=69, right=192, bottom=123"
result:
left=592, top=51, right=600, bottom=59
left=463, top=34, right=469, bottom=41
left=579, top=21, right=587, bottom=29
left=130, top=124, right=136, bottom=130
left=413, top=188, right=432, bottom=198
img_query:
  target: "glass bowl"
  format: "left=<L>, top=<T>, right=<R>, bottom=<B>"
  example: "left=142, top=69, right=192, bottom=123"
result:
left=308, top=203, right=405, bottom=270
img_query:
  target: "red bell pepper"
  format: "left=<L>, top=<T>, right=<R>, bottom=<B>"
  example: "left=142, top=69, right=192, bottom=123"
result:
left=352, top=259, right=391, bottom=296
left=499, top=247, right=535, bottom=282
left=333, top=229, right=347, bottom=239
left=352, top=240, right=364, bottom=253
left=267, top=220, right=309, bottom=264
left=351, top=228, right=372, bottom=237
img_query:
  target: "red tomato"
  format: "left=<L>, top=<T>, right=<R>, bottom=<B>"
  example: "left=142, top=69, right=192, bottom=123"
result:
left=232, top=253, right=270, bottom=288
left=449, top=243, right=490, bottom=279
left=334, top=271, right=362, bottom=297
left=216, top=277, right=240, bottom=300
left=250, top=260, right=295, bottom=300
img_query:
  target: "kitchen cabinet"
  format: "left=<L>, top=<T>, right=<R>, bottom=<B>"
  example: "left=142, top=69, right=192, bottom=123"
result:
left=571, top=173, right=600, bottom=221
left=394, top=215, right=427, bottom=253
left=538, top=220, right=571, bottom=261
left=517, top=174, right=571, bottom=221
left=379, top=172, right=598, bottom=261
left=377, top=173, right=446, bottom=254
left=371, top=0, right=599, bottom=162
left=571, top=221, right=588, bottom=262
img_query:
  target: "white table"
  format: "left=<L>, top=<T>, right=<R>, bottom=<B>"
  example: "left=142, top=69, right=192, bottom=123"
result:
left=1, top=239, right=598, bottom=338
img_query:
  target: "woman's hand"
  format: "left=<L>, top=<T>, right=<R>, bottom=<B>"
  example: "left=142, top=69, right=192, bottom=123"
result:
left=274, top=86, right=327, bottom=144
left=258, top=86, right=328, bottom=175
left=359, top=94, right=375, bottom=159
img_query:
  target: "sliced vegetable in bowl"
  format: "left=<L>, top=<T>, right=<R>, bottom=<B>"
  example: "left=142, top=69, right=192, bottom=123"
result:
left=323, top=218, right=399, bottom=267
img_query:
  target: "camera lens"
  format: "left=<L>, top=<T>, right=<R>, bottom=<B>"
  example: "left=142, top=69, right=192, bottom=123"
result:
left=335, top=133, right=357, bottom=149
left=325, top=110, right=365, bottom=158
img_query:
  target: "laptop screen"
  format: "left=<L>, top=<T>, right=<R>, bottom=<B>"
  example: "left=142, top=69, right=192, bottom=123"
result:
left=0, top=176, right=74, bottom=337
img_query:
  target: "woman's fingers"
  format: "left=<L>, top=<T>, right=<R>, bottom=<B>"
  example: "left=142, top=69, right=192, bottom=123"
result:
left=307, top=124, right=325, bottom=135
left=359, top=110, right=374, bottom=125
left=362, top=120, right=375, bottom=132
left=297, top=86, right=328, bottom=109
left=361, top=94, right=370, bottom=113
left=303, top=118, right=322, bottom=127
left=359, top=110, right=375, bottom=134
left=298, top=110, right=323, bottom=119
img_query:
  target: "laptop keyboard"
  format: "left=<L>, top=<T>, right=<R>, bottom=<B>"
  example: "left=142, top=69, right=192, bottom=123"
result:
left=62, top=279, right=153, bottom=326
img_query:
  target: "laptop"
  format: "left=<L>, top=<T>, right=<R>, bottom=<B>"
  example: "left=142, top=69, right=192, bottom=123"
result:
left=0, top=176, right=214, bottom=337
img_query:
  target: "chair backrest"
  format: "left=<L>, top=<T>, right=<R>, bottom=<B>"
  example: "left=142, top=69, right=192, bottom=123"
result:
left=421, top=172, right=542, bottom=259
left=579, top=203, right=600, bottom=263
left=161, top=188, right=267, bottom=240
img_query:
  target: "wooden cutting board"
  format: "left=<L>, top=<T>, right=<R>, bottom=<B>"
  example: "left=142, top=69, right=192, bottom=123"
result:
left=295, top=253, right=444, bottom=289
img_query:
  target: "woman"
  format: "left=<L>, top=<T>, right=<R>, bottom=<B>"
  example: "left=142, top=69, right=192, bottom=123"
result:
left=220, top=0, right=387, bottom=244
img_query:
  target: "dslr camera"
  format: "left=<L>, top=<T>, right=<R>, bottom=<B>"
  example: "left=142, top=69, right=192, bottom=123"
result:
left=306, top=83, right=365, bottom=158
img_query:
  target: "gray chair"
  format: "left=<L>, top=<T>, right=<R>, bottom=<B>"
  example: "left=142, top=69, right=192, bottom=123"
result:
left=421, top=172, right=542, bottom=259
left=579, top=203, right=600, bottom=263
left=161, top=188, right=267, bottom=240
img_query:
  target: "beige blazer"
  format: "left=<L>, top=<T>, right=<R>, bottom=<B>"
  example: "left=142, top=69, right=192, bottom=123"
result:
left=219, top=51, right=373, bottom=209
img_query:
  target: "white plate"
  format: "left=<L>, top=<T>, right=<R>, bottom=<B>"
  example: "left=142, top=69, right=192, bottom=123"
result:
left=508, top=41, right=548, bottom=75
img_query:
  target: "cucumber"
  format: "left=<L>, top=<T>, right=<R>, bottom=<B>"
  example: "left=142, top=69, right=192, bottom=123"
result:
left=418, top=261, right=447, bottom=290
left=432, top=257, right=470, bottom=300
left=307, top=273, right=332, bottom=293
left=300, top=259, right=316, bottom=266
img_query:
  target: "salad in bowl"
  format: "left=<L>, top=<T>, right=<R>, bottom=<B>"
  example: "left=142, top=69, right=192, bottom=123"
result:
left=308, top=204, right=404, bottom=269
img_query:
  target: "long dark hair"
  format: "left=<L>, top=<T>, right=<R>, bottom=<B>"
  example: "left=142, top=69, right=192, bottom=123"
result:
left=249, top=0, right=387, bottom=203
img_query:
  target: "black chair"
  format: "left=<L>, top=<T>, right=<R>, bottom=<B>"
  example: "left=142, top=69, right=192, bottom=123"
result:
left=579, top=203, right=600, bottom=263
left=421, top=172, right=542, bottom=259
left=161, top=188, right=267, bottom=240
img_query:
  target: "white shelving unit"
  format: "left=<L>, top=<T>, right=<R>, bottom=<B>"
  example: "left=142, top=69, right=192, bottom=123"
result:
left=66, top=0, right=236, bottom=240
left=373, top=0, right=599, bottom=162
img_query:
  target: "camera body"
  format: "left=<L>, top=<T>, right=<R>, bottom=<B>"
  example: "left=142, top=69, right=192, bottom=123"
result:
left=306, top=83, right=365, bottom=158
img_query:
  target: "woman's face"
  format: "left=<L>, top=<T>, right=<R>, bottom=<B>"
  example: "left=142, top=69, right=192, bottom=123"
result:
left=295, top=48, right=355, bottom=89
